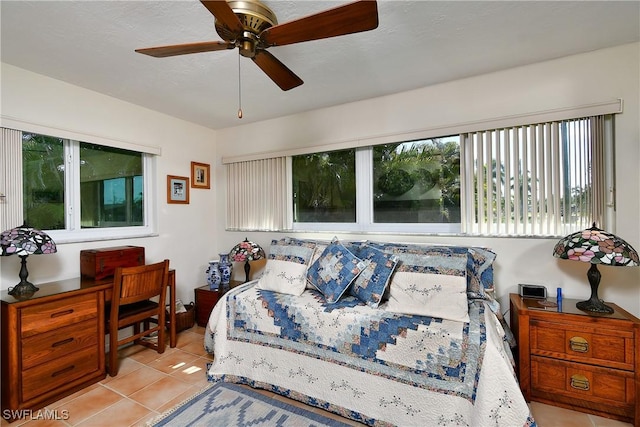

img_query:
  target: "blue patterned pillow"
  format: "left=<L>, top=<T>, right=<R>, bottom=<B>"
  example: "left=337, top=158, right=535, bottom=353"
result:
left=307, top=238, right=367, bottom=303
left=466, top=247, right=496, bottom=299
left=365, top=242, right=496, bottom=300
left=349, top=243, right=398, bottom=307
left=268, top=237, right=316, bottom=265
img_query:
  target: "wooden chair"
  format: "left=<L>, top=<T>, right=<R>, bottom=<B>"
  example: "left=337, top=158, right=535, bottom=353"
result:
left=106, top=259, right=170, bottom=376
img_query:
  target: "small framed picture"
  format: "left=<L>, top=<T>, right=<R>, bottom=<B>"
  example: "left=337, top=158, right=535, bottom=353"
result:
left=167, top=175, right=190, bottom=204
left=191, top=161, right=210, bottom=189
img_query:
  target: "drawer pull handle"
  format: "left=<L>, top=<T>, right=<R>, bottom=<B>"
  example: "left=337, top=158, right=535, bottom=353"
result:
left=570, top=374, right=590, bottom=391
left=52, top=337, right=74, bottom=347
left=51, top=365, right=75, bottom=377
left=569, top=336, right=589, bottom=353
left=51, top=309, right=74, bottom=318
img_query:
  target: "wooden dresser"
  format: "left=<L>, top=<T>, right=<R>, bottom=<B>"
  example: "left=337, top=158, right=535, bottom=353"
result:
left=1, top=279, right=110, bottom=419
left=510, top=293, right=640, bottom=425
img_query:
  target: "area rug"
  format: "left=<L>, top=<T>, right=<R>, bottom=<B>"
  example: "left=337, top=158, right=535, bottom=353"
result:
left=149, top=382, right=354, bottom=426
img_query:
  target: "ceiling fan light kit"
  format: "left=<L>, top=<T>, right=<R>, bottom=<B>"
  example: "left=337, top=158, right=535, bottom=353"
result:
left=136, top=0, right=379, bottom=92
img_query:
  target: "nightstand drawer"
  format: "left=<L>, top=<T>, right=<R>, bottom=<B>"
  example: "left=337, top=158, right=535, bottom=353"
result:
left=530, top=319, right=634, bottom=371
left=21, top=345, right=100, bottom=402
left=21, top=293, right=98, bottom=337
left=531, top=356, right=635, bottom=420
left=21, top=319, right=99, bottom=370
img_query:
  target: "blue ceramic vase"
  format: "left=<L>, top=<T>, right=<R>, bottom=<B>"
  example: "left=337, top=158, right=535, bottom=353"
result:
left=206, top=260, right=222, bottom=291
left=218, top=253, right=233, bottom=289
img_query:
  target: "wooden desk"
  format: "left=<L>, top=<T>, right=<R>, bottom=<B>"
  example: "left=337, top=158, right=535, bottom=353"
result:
left=0, top=270, right=176, bottom=417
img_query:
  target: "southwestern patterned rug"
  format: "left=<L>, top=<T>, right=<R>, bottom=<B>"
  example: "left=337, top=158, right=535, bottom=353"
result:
left=149, top=382, right=354, bottom=426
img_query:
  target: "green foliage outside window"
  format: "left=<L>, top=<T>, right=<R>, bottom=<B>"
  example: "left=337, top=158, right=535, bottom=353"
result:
left=292, top=150, right=356, bottom=222
left=373, top=138, right=460, bottom=223
left=22, top=133, right=65, bottom=230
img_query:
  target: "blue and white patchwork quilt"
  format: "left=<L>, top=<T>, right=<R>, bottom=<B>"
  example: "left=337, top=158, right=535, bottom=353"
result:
left=206, top=282, right=535, bottom=427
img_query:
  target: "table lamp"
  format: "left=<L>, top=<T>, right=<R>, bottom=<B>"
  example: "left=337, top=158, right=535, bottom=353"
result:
left=229, top=238, right=265, bottom=282
left=1, top=224, right=57, bottom=297
left=553, top=223, right=639, bottom=314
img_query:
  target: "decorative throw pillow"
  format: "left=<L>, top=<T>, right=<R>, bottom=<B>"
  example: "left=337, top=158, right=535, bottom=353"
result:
left=305, top=240, right=330, bottom=289
left=384, top=272, right=470, bottom=323
left=349, top=244, right=398, bottom=307
left=466, top=247, right=497, bottom=300
left=256, top=259, right=308, bottom=296
left=307, top=238, right=368, bottom=303
left=268, top=237, right=317, bottom=265
left=365, top=241, right=496, bottom=301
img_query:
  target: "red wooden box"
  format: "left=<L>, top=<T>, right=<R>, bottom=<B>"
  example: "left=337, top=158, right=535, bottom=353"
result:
left=80, top=246, right=145, bottom=280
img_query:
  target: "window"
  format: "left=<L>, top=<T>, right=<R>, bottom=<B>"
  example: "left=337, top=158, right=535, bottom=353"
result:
left=4, top=129, right=156, bottom=242
left=462, top=116, right=611, bottom=236
left=372, top=138, right=460, bottom=224
left=225, top=102, right=619, bottom=237
left=292, top=149, right=356, bottom=223
left=291, top=137, right=461, bottom=234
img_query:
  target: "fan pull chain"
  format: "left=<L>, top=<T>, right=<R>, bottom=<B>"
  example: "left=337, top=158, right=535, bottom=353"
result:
left=237, top=54, right=243, bottom=119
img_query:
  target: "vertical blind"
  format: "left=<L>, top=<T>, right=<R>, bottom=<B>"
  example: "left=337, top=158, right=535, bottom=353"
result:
left=226, top=157, right=288, bottom=231
left=1, top=128, right=24, bottom=231
left=461, top=115, right=609, bottom=236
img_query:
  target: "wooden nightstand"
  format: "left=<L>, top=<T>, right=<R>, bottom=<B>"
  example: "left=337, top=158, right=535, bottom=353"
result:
left=194, top=281, right=243, bottom=327
left=510, top=293, right=639, bottom=425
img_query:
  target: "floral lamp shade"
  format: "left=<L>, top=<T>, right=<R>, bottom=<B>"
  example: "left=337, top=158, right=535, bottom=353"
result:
left=1, top=224, right=57, bottom=298
left=229, top=238, right=265, bottom=283
left=553, top=223, right=639, bottom=314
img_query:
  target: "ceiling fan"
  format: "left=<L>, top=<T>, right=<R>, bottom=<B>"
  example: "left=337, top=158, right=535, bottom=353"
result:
left=135, top=0, right=379, bottom=91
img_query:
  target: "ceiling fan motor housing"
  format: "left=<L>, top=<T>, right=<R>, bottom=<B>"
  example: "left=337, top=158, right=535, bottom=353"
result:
left=215, top=0, right=277, bottom=57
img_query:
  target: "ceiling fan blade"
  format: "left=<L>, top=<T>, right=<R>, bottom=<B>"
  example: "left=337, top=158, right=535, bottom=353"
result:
left=252, top=50, right=303, bottom=91
left=135, top=41, right=234, bottom=58
left=200, top=0, right=244, bottom=34
left=260, top=0, right=378, bottom=47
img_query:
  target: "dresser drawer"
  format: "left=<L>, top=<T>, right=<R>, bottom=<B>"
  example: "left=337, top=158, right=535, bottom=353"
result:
left=21, top=319, right=99, bottom=370
left=531, top=356, right=635, bottom=419
left=530, top=319, right=634, bottom=371
left=21, top=293, right=98, bottom=338
left=21, top=345, right=100, bottom=402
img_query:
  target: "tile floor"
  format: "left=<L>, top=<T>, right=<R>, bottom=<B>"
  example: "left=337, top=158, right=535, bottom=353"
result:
left=1, top=325, right=633, bottom=427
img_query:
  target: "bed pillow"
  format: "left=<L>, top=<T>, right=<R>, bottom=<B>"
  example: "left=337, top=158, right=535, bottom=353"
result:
left=305, top=240, right=330, bottom=289
left=255, top=237, right=317, bottom=295
left=268, top=237, right=317, bottom=265
left=384, top=271, right=470, bottom=323
left=365, top=242, right=496, bottom=301
left=349, top=243, right=398, bottom=307
left=466, top=247, right=497, bottom=300
left=307, top=238, right=368, bottom=303
left=256, top=259, right=308, bottom=295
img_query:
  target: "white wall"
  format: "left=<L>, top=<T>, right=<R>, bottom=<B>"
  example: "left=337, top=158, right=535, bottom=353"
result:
left=215, top=42, right=640, bottom=317
left=1, top=64, right=219, bottom=305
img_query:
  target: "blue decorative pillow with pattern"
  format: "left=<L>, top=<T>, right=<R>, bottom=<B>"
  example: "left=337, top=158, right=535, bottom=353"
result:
left=349, top=243, right=398, bottom=307
left=268, top=237, right=316, bottom=265
left=307, top=238, right=367, bottom=303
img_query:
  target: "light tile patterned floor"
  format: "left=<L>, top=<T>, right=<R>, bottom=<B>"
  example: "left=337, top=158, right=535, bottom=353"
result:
left=1, top=325, right=633, bottom=427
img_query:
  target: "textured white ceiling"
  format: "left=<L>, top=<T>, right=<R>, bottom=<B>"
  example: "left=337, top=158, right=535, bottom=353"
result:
left=2, top=1, right=639, bottom=130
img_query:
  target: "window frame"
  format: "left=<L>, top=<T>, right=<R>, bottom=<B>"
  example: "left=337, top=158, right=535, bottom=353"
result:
left=49, top=139, right=157, bottom=243
left=2, top=125, right=158, bottom=244
left=222, top=99, right=622, bottom=236
left=291, top=147, right=462, bottom=234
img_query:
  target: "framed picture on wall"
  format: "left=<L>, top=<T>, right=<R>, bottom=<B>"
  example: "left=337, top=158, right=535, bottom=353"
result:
left=191, top=161, right=210, bottom=189
left=167, top=175, right=190, bottom=204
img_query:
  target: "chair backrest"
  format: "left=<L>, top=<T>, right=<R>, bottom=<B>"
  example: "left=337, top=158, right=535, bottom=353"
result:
left=112, top=259, right=170, bottom=307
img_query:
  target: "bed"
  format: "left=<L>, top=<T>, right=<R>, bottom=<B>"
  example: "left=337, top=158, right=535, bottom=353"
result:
left=205, top=237, right=536, bottom=426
